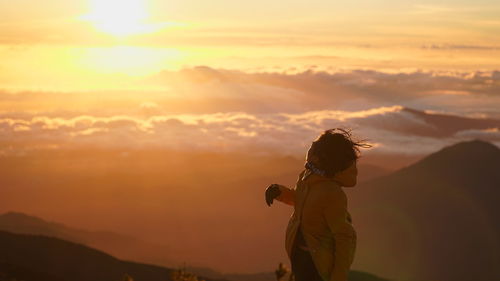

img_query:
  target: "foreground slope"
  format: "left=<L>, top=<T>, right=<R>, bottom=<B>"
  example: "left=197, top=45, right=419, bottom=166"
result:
left=0, top=230, right=226, bottom=281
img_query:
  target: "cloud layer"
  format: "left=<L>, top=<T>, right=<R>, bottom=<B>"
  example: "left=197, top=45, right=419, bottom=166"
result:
left=1, top=105, right=499, bottom=157
left=1, top=67, right=499, bottom=157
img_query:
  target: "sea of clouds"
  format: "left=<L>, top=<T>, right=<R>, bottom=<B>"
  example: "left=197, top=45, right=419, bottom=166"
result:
left=1, top=67, right=499, bottom=156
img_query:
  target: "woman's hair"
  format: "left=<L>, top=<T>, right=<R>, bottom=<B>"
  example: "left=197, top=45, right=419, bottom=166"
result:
left=305, top=128, right=372, bottom=177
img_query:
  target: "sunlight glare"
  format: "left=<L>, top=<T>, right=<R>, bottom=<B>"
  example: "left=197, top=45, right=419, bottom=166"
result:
left=81, top=0, right=161, bottom=36
left=79, top=46, right=184, bottom=75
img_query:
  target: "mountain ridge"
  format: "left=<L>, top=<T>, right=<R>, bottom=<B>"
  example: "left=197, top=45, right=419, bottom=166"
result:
left=0, top=212, right=391, bottom=281
left=349, top=139, right=500, bottom=281
left=0, top=230, right=227, bottom=281
left=0, top=229, right=390, bottom=281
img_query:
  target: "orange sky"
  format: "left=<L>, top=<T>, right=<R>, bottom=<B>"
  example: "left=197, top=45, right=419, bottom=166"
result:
left=0, top=0, right=499, bottom=91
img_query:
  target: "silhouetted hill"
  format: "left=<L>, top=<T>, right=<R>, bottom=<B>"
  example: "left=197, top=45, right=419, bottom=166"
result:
left=0, top=230, right=226, bottom=281
left=0, top=262, right=66, bottom=281
left=0, top=212, right=77, bottom=240
left=366, top=139, right=500, bottom=223
left=0, top=211, right=176, bottom=269
left=349, top=140, right=500, bottom=281
left=0, top=213, right=391, bottom=281
left=393, top=139, right=500, bottom=182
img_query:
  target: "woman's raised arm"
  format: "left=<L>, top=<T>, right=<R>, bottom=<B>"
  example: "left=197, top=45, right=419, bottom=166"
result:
left=265, top=184, right=296, bottom=207
left=275, top=185, right=296, bottom=206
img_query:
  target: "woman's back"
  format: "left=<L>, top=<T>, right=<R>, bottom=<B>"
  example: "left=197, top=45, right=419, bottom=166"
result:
left=301, top=178, right=339, bottom=248
left=286, top=171, right=357, bottom=281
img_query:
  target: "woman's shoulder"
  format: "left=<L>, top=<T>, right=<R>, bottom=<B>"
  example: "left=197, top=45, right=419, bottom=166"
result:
left=308, top=176, right=342, bottom=188
left=314, top=180, right=345, bottom=200
left=304, top=176, right=342, bottom=192
left=298, top=170, right=343, bottom=193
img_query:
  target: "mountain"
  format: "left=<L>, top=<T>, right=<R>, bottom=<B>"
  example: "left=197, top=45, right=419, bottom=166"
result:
left=0, top=230, right=390, bottom=281
left=0, top=262, right=66, bottom=281
left=0, top=212, right=391, bottom=281
left=0, top=230, right=226, bottom=281
left=0, top=211, right=176, bottom=268
left=348, top=140, right=500, bottom=281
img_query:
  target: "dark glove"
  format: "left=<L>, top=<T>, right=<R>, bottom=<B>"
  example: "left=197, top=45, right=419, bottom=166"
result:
left=265, top=184, right=281, bottom=206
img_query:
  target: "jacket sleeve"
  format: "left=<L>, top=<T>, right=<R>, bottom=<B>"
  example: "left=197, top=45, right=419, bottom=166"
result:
left=275, top=169, right=307, bottom=206
left=275, top=185, right=295, bottom=206
left=323, top=188, right=356, bottom=281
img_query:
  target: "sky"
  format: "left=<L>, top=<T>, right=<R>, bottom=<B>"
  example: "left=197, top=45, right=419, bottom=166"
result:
left=0, top=0, right=499, bottom=163
left=1, top=0, right=500, bottom=90
left=1, top=0, right=499, bottom=152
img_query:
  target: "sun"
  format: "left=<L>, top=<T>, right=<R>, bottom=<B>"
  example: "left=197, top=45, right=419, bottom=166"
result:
left=80, top=0, right=161, bottom=36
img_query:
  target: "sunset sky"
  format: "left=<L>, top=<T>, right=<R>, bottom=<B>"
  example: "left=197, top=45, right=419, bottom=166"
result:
left=1, top=0, right=500, bottom=90
left=1, top=0, right=499, bottom=161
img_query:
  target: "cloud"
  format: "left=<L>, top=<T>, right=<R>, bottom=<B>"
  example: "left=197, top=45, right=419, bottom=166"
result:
left=1, top=67, right=499, bottom=156
left=455, top=128, right=500, bottom=141
left=1, top=106, right=498, bottom=157
left=152, top=67, right=500, bottom=103
left=2, top=67, right=500, bottom=116
left=421, top=44, right=500, bottom=50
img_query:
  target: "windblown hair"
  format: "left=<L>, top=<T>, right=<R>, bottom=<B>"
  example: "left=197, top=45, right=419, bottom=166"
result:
left=305, top=128, right=372, bottom=177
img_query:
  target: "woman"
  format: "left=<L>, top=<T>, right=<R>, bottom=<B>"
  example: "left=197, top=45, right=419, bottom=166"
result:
left=265, top=128, right=370, bottom=281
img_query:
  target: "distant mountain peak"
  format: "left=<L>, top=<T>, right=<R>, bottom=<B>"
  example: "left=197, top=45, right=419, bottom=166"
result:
left=3, top=211, right=38, bottom=217
left=424, top=139, right=500, bottom=163
left=442, top=139, right=499, bottom=152
left=0, top=211, right=73, bottom=226
left=354, top=142, right=500, bottom=281
left=392, top=139, right=500, bottom=184
left=0, top=212, right=51, bottom=224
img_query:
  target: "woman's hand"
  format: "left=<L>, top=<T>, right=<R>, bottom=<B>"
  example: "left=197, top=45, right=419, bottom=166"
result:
left=265, top=184, right=282, bottom=206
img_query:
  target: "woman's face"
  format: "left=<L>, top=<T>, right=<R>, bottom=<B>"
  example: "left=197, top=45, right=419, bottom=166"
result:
left=333, top=160, right=358, bottom=187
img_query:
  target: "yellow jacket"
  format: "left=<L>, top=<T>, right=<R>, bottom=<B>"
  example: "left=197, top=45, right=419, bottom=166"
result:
left=276, top=169, right=357, bottom=281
